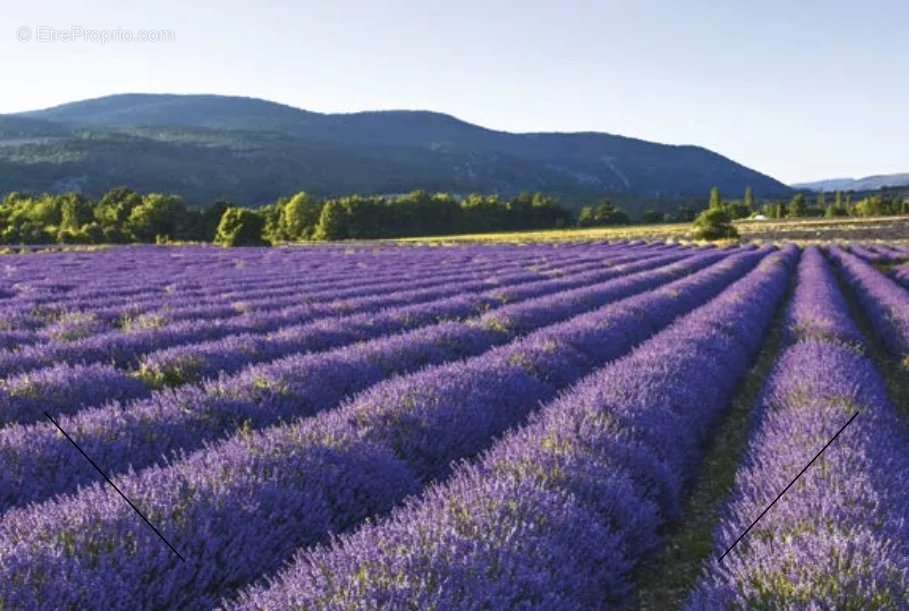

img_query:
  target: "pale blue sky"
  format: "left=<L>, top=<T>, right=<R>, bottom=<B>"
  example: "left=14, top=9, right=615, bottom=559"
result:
left=3, top=0, right=906, bottom=184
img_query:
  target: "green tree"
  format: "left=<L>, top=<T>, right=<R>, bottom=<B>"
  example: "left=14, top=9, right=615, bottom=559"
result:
left=462, top=194, right=508, bottom=232
left=57, top=227, right=93, bottom=245
left=600, top=204, right=630, bottom=225
left=81, top=222, right=105, bottom=243
left=127, top=193, right=187, bottom=242
left=506, top=192, right=570, bottom=230
left=708, top=187, right=723, bottom=210
left=59, top=194, right=92, bottom=232
left=338, top=195, right=385, bottom=239
left=578, top=206, right=596, bottom=227
left=728, top=201, right=752, bottom=219
left=20, top=194, right=64, bottom=227
left=214, top=207, right=268, bottom=247
left=313, top=199, right=348, bottom=240
left=94, top=187, right=143, bottom=236
left=853, top=196, right=887, bottom=217
left=430, top=193, right=464, bottom=233
left=692, top=207, right=739, bottom=241
left=393, top=190, right=449, bottom=235
left=200, top=201, right=230, bottom=242
left=825, top=191, right=847, bottom=218
left=0, top=193, right=61, bottom=244
left=743, top=186, right=755, bottom=212
left=825, top=204, right=848, bottom=218
left=642, top=210, right=662, bottom=224
left=788, top=193, right=807, bottom=218
left=675, top=206, right=697, bottom=222
left=278, top=192, right=322, bottom=241
left=577, top=200, right=630, bottom=227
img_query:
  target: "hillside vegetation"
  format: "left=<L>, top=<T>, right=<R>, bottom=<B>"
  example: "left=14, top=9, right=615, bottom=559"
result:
left=1, top=94, right=791, bottom=210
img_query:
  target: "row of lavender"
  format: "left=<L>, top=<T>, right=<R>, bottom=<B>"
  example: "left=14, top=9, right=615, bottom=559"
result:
left=0, top=246, right=764, bottom=608
left=847, top=242, right=909, bottom=291
left=829, top=246, right=909, bottom=362
left=0, top=245, right=725, bottom=514
left=846, top=243, right=908, bottom=264
left=687, top=247, right=909, bottom=607
left=895, top=263, right=909, bottom=288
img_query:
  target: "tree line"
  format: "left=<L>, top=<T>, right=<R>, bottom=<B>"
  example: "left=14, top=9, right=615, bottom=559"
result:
left=256, top=191, right=572, bottom=243
left=688, top=186, right=909, bottom=241
left=0, top=187, right=725, bottom=247
left=705, top=186, right=909, bottom=221
left=0, top=189, right=226, bottom=245
left=0, top=188, right=574, bottom=246
left=0, top=186, right=906, bottom=246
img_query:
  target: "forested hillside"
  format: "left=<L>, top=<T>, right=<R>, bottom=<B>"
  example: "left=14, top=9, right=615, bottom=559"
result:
left=0, top=94, right=792, bottom=210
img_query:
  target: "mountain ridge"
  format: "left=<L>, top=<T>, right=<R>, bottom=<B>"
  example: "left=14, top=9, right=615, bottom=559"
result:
left=792, top=173, right=909, bottom=192
left=1, top=93, right=792, bottom=210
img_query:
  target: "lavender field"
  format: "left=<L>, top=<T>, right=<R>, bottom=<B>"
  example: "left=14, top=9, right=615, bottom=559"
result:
left=0, top=241, right=907, bottom=610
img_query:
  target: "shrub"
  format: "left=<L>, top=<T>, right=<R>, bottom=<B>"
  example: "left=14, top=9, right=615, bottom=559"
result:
left=691, top=207, right=739, bottom=241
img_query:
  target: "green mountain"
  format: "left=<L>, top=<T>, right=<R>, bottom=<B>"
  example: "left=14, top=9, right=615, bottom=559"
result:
left=1, top=93, right=791, bottom=210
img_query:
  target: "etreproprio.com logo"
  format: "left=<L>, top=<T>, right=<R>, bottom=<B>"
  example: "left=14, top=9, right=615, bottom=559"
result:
left=17, top=25, right=176, bottom=44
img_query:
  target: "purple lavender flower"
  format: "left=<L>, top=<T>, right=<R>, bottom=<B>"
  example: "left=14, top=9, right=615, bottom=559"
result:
left=827, top=246, right=909, bottom=361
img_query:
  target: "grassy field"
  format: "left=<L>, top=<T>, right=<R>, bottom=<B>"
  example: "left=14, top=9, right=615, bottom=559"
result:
left=393, top=215, right=909, bottom=245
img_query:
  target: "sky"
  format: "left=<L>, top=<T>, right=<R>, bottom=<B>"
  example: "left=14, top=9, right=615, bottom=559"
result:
left=2, top=0, right=907, bottom=185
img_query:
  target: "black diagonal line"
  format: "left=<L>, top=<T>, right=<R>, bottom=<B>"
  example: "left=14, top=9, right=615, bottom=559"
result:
left=719, top=410, right=859, bottom=562
left=44, top=412, right=185, bottom=562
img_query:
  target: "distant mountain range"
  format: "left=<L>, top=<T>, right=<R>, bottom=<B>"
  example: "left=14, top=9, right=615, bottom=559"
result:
left=792, top=173, right=909, bottom=192
left=0, top=93, right=792, bottom=211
